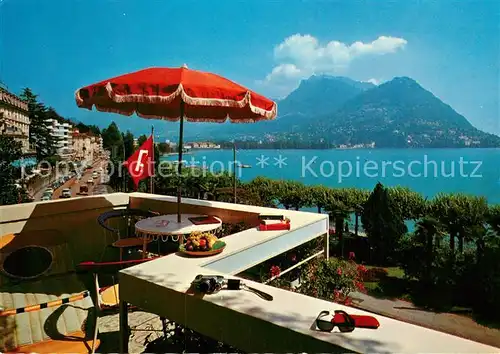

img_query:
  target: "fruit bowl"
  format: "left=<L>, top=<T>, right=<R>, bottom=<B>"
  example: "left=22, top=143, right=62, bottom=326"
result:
left=179, top=232, right=226, bottom=257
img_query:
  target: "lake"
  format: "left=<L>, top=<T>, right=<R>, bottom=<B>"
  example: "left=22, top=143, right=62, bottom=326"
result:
left=162, top=148, right=500, bottom=204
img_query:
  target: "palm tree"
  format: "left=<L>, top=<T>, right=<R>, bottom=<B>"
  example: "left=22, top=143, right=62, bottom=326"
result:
left=415, top=216, right=443, bottom=260
left=486, top=205, right=500, bottom=234
left=430, top=194, right=458, bottom=253
left=454, top=195, right=488, bottom=253
left=325, top=199, right=351, bottom=258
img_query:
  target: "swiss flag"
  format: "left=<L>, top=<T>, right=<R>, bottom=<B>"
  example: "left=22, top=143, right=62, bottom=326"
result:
left=124, top=135, right=154, bottom=189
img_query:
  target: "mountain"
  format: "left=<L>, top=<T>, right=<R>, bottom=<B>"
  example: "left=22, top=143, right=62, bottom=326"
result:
left=208, top=75, right=499, bottom=148
left=190, top=75, right=375, bottom=140
left=277, top=75, right=374, bottom=117
left=305, top=77, right=500, bottom=148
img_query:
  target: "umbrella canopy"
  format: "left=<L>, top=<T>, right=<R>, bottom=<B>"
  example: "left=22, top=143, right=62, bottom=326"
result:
left=75, top=65, right=277, bottom=225
left=75, top=65, right=277, bottom=122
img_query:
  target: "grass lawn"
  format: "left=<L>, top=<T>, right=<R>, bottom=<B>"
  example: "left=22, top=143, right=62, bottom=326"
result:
left=363, top=265, right=412, bottom=301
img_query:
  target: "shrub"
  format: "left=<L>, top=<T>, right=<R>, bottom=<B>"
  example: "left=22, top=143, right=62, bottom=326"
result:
left=298, top=258, right=367, bottom=303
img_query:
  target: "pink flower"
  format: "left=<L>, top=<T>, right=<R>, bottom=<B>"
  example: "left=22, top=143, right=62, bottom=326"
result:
left=355, top=281, right=367, bottom=293
left=270, top=265, right=281, bottom=278
left=343, top=297, right=353, bottom=306
left=333, top=289, right=341, bottom=301
left=348, top=251, right=356, bottom=260
left=337, top=267, right=342, bottom=276
left=357, top=264, right=367, bottom=273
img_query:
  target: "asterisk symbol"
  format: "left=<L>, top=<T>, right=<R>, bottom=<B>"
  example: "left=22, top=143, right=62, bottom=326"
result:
left=256, top=155, right=269, bottom=168
left=274, top=155, right=288, bottom=168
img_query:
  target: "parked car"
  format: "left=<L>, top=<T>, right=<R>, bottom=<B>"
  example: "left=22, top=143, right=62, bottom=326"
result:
left=87, top=178, right=94, bottom=185
left=79, top=185, right=89, bottom=195
left=92, top=172, right=99, bottom=179
left=41, top=195, right=51, bottom=201
left=44, top=188, right=54, bottom=194
left=60, top=188, right=72, bottom=198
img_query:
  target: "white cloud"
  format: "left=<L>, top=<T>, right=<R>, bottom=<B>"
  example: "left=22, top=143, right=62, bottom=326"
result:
left=260, top=34, right=407, bottom=95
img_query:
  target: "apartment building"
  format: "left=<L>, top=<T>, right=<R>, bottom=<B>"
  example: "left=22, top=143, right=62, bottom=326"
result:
left=0, top=88, right=31, bottom=154
left=45, top=119, right=74, bottom=158
left=72, top=130, right=102, bottom=163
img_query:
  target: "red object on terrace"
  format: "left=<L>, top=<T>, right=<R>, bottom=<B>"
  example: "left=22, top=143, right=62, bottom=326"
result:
left=75, top=65, right=277, bottom=122
left=259, top=220, right=291, bottom=231
left=189, top=215, right=221, bottom=225
left=332, top=312, right=380, bottom=329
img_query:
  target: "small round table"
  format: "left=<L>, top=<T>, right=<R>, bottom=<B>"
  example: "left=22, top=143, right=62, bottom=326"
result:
left=134, top=214, right=222, bottom=243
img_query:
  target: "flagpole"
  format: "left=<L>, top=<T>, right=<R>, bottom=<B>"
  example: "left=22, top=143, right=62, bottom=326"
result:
left=150, top=125, right=154, bottom=194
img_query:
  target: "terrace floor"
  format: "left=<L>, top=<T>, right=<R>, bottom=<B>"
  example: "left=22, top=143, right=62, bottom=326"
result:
left=98, top=311, right=163, bottom=353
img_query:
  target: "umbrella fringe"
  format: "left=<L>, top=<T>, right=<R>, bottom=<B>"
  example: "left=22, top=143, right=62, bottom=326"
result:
left=93, top=105, right=274, bottom=124
left=76, top=83, right=277, bottom=120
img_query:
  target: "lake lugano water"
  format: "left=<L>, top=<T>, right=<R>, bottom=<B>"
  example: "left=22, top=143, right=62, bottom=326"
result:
left=162, top=148, right=500, bottom=204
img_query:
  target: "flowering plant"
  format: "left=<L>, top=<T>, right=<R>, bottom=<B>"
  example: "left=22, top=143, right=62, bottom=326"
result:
left=298, top=258, right=367, bottom=304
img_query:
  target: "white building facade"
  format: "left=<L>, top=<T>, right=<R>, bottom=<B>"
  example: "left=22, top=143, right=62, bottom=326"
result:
left=0, top=88, right=31, bottom=154
left=45, top=119, right=73, bottom=158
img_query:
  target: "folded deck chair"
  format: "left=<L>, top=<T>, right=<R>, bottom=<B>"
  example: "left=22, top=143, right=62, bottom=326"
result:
left=0, top=273, right=100, bottom=353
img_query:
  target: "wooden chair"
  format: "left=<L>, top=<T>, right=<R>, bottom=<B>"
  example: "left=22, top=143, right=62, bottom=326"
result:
left=97, top=209, right=159, bottom=261
left=77, top=258, right=161, bottom=309
left=76, top=257, right=167, bottom=346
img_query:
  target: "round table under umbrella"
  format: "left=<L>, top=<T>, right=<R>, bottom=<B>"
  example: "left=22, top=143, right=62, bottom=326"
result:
left=75, top=65, right=277, bottom=223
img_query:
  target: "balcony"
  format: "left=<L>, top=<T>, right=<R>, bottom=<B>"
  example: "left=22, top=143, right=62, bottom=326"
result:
left=0, top=193, right=498, bottom=353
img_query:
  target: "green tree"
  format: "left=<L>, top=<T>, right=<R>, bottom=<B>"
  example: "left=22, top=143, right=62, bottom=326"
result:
left=324, top=198, right=351, bottom=258
left=430, top=194, right=459, bottom=253
left=122, top=131, right=135, bottom=159
left=310, top=185, right=332, bottom=213
left=101, top=122, right=124, bottom=159
left=101, top=122, right=125, bottom=190
left=75, top=122, right=101, bottom=135
left=387, top=186, right=428, bottom=220
left=411, top=216, right=445, bottom=281
left=454, top=195, right=488, bottom=253
left=243, top=177, right=278, bottom=207
left=0, top=113, right=24, bottom=205
left=486, top=205, right=500, bottom=234
left=20, top=88, right=56, bottom=160
left=137, top=134, right=147, bottom=147
left=431, top=193, right=488, bottom=253
left=361, top=182, right=408, bottom=265
left=275, top=180, right=311, bottom=210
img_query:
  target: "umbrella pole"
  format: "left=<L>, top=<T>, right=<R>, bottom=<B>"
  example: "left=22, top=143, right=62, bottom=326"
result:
left=177, top=102, right=185, bottom=224
left=233, top=142, right=237, bottom=203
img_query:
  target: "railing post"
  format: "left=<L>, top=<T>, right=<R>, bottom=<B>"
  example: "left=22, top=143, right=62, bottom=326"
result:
left=324, top=217, right=329, bottom=259
left=119, top=300, right=129, bottom=354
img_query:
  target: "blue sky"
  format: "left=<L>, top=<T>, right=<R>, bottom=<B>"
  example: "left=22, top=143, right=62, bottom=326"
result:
left=1, top=0, right=498, bottom=135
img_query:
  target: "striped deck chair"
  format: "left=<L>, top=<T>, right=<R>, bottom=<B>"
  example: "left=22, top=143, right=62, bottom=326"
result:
left=0, top=273, right=100, bottom=353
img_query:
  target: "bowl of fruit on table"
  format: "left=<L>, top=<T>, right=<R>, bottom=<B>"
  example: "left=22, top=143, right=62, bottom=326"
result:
left=179, top=232, right=226, bottom=256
